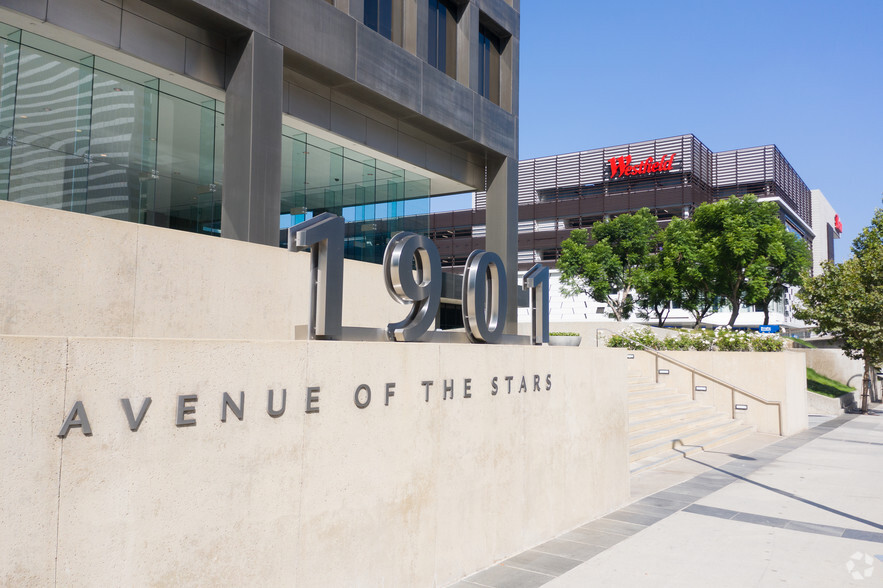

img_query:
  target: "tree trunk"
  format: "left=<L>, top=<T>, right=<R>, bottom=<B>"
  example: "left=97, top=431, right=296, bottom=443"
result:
left=861, top=359, right=872, bottom=414
left=762, top=303, right=770, bottom=326
left=727, top=296, right=740, bottom=327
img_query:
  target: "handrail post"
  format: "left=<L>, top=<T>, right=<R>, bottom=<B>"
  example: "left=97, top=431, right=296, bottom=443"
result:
left=731, top=388, right=735, bottom=419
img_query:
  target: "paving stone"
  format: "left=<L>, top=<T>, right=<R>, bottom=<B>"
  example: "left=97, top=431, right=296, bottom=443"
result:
left=532, top=538, right=606, bottom=561
left=784, top=520, right=845, bottom=537
left=465, top=564, right=552, bottom=588
left=731, top=512, right=790, bottom=528
left=683, top=504, right=738, bottom=519
left=560, top=527, right=629, bottom=548
left=579, top=517, right=646, bottom=537
left=603, top=509, right=668, bottom=526
left=842, top=529, right=883, bottom=544
left=505, top=550, right=582, bottom=576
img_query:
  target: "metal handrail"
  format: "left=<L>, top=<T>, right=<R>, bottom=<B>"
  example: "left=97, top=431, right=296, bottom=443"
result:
left=596, top=328, right=783, bottom=436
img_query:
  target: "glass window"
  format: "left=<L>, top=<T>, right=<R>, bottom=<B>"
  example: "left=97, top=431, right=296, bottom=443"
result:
left=478, top=23, right=501, bottom=104
left=364, top=0, right=393, bottom=40
left=428, top=0, right=457, bottom=78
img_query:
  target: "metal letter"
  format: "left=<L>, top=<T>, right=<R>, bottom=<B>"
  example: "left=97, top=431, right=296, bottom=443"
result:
left=464, top=378, right=472, bottom=398
left=383, top=232, right=442, bottom=341
left=443, top=379, right=454, bottom=400
left=522, top=264, right=549, bottom=345
left=354, top=384, right=371, bottom=409
left=519, top=376, right=527, bottom=393
left=305, top=387, right=320, bottom=414
left=505, top=375, right=514, bottom=394
left=491, top=376, right=498, bottom=395
left=121, top=397, right=152, bottom=432
left=385, top=382, right=395, bottom=406
left=267, top=388, right=287, bottom=417
left=462, top=250, right=508, bottom=343
left=546, top=374, right=552, bottom=391
left=422, top=380, right=433, bottom=402
left=533, top=375, right=541, bottom=392
left=58, top=401, right=92, bottom=438
left=222, top=391, right=244, bottom=422
left=289, top=213, right=344, bottom=339
left=176, top=395, right=198, bottom=427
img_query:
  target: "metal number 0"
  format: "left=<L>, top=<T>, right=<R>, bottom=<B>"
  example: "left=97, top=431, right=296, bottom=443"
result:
left=383, top=232, right=442, bottom=342
left=462, top=250, right=508, bottom=343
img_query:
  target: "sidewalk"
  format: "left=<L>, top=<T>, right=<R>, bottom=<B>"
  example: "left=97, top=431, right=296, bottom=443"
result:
left=454, top=408, right=883, bottom=587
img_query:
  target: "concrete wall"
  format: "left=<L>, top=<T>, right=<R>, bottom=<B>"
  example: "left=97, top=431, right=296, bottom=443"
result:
left=0, top=338, right=629, bottom=586
left=0, top=200, right=631, bottom=584
left=0, top=200, right=401, bottom=339
left=798, top=348, right=864, bottom=391
left=628, top=350, right=808, bottom=436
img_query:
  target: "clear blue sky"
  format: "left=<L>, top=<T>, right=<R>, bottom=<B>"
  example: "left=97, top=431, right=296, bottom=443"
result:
left=518, top=0, right=883, bottom=261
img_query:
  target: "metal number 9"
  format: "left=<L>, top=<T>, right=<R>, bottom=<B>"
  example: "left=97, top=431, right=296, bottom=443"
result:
left=383, top=232, right=442, bottom=342
left=462, top=250, right=508, bottom=343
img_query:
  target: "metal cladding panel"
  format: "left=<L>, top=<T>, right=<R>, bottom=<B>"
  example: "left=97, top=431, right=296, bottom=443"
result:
left=773, top=146, right=812, bottom=224
left=714, top=145, right=772, bottom=186
left=579, top=150, right=604, bottom=184
left=555, top=152, right=581, bottom=187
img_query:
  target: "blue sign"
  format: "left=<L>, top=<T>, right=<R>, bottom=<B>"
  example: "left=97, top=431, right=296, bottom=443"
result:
left=758, top=325, right=779, bottom=333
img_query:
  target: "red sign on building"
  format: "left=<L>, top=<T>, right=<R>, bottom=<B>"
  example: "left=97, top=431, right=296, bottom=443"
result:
left=608, top=153, right=676, bottom=179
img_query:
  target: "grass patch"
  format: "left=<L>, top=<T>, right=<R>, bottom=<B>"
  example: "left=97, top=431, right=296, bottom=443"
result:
left=787, top=336, right=817, bottom=349
left=806, top=368, right=853, bottom=398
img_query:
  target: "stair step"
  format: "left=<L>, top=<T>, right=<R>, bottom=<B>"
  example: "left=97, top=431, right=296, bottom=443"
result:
left=628, top=414, right=728, bottom=448
left=629, top=425, right=756, bottom=474
left=628, top=399, right=697, bottom=420
left=629, top=420, right=752, bottom=463
left=628, top=404, right=716, bottom=433
left=628, top=392, right=689, bottom=410
left=628, top=381, right=668, bottom=394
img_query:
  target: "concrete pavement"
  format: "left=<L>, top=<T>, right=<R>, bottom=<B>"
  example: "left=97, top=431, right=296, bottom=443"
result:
left=453, top=408, right=883, bottom=587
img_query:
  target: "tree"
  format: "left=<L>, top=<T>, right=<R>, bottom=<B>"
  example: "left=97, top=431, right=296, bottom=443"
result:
left=692, top=195, right=790, bottom=326
left=756, top=230, right=812, bottom=325
left=557, top=208, right=659, bottom=321
left=796, top=242, right=883, bottom=414
left=634, top=241, right=678, bottom=327
left=659, top=217, right=719, bottom=327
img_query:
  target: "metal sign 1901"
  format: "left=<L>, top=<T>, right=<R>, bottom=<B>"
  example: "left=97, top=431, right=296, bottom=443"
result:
left=289, top=213, right=549, bottom=345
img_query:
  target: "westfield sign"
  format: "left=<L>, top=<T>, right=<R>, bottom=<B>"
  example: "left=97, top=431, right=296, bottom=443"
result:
left=608, top=153, right=676, bottom=179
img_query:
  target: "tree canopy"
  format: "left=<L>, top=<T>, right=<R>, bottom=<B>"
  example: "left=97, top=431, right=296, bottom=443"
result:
left=558, top=195, right=809, bottom=327
left=557, top=207, right=658, bottom=321
left=796, top=209, right=883, bottom=412
left=691, top=195, right=804, bottom=326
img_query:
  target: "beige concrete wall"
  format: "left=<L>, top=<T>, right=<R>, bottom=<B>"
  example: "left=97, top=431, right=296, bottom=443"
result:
left=624, top=350, right=808, bottom=436
left=797, top=349, right=864, bottom=391
left=0, top=336, right=629, bottom=586
left=807, top=390, right=853, bottom=415
left=0, top=200, right=402, bottom=339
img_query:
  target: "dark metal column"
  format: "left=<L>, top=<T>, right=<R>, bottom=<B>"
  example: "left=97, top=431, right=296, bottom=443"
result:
left=221, top=31, right=283, bottom=246
left=485, top=156, right=518, bottom=333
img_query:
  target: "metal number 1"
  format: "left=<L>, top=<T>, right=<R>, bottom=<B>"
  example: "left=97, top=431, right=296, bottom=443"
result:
left=522, top=264, right=549, bottom=345
left=288, top=212, right=344, bottom=339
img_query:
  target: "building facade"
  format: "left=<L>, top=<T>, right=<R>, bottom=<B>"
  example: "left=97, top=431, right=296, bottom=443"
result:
left=428, top=134, right=833, bottom=331
left=0, top=0, right=520, bottom=307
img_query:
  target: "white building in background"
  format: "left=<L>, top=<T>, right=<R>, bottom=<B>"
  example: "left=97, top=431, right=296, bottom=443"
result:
left=810, top=189, right=842, bottom=275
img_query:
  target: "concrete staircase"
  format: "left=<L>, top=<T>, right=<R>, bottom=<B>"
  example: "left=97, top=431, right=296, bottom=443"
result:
left=627, top=373, right=755, bottom=474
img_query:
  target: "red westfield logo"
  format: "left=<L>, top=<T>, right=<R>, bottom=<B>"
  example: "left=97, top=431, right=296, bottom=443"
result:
left=608, top=153, right=676, bottom=179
